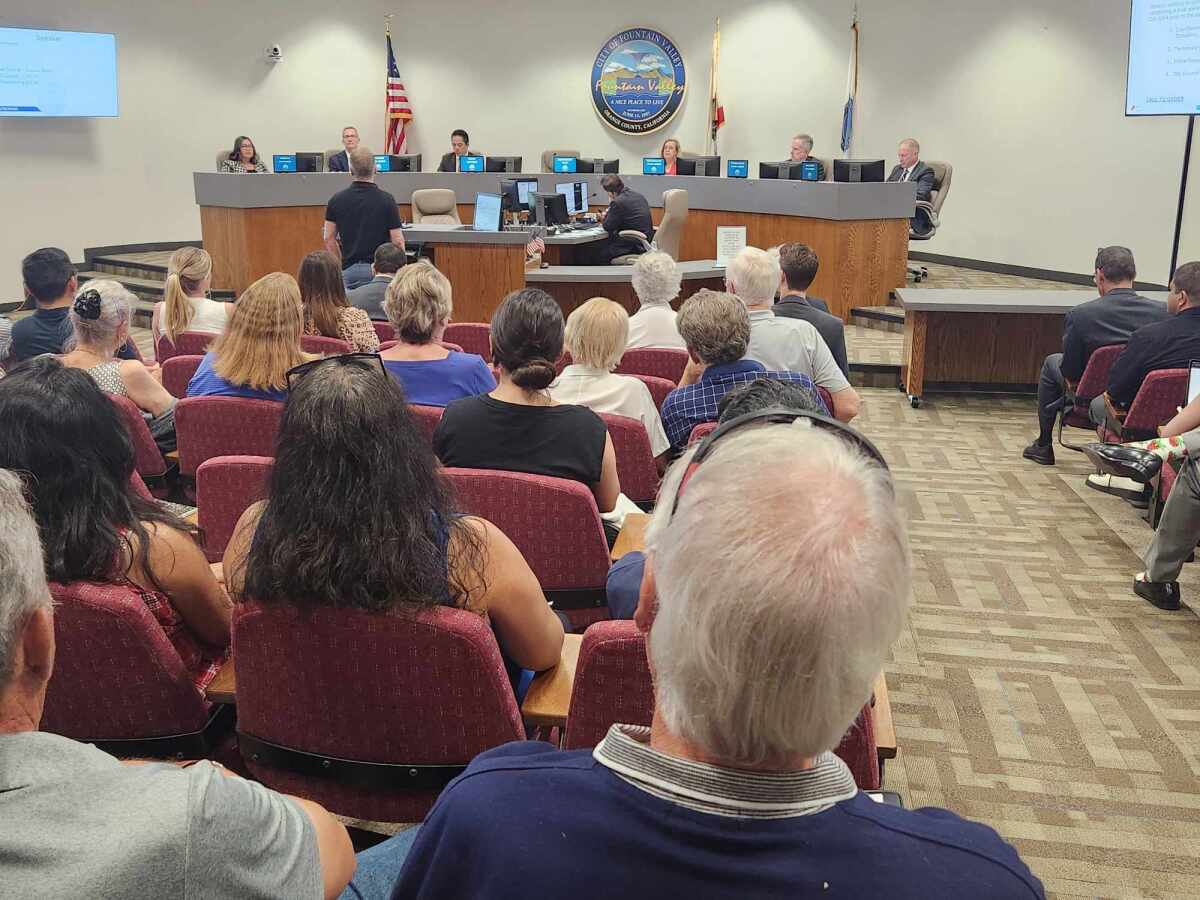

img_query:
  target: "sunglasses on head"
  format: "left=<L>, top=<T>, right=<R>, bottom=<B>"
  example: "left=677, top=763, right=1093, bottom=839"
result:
left=286, top=352, right=388, bottom=390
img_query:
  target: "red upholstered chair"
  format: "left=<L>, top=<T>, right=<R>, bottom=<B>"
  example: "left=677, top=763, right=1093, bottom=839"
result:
left=627, top=372, right=675, bottom=411
left=444, top=322, right=492, bottom=362
left=616, top=347, right=688, bottom=383
left=162, top=354, right=204, bottom=399
left=561, top=621, right=881, bottom=789
left=1096, top=368, right=1187, bottom=442
left=555, top=351, right=572, bottom=375
left=373, top=321, right=396, bottom=343
left=196, top=456, right=273, bottom=562
left=379, top=340, right=462, bottom=353
left=41, top=580, right=231, bottom=757
left=379, top=340, right=397, bottom=352
left=410, top=404, right=444, bottom=442
left=440, top=341, right=464, bottom=352
left=232, top=601, right=524, bottom=821
left=688, top=421, right=718, bottom=444
left=1057, top=344, right=1124, bottom=448
left=156, top=330, right=216, bottom=363
left=441, top=468, right=611, bottom=625
left=175, top=396, right=284, bottom=478
left=130, top=471, right=154, bottom=500
left=599, top=413, right=659, bottom=507
left=300, top=334, right=352, bottom=355
left=110, top=395, right=169, bottom=488
left=816, top=385, right=834, bottom=414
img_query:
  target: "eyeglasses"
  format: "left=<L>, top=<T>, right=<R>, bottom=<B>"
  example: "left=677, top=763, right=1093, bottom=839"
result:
left=669, top=406, right=892, bottom=518
left=285, top=352, right=388, bottom=390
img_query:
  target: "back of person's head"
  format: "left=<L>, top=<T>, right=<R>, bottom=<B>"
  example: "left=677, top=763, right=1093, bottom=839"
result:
left=69, top=280, right=133, bottom=351
left=162, top=247, right=214, bottom=342
left=726, top=247, right=781, bottom=306
left=0, top=357, right=191, bottom=588
left=349, top=146, right=376, bottom=179
left=631, top=251, right=681, bottom=307
left=0, top=467, right=52, bottom=696
left=601, top=174, right=624, bottom=195
left=490, top=288, right=564, bottom=390
left=676, top=289, right=749, bottom=366
left=373, top=243, right=407, bottom=276
left=241, top=357, right=483, bottom=611
left=1172, top=260, right=1200, bottom=303
left=383, top=260, right=452, bottom=345
left=717, top=378, right=823, bottom=422
left=1095, top=246, right=1136, bottom=284
left=21, top=247, right=75, bottom=305
left=297, top=250, right=349, bottom=338
left=646, top=425, right=908, bottom=766
left=777, top=243, right=820, bottom=293
left=212, top=272, right=306, bottom=392
left=564, top=297, right=628, bottom=372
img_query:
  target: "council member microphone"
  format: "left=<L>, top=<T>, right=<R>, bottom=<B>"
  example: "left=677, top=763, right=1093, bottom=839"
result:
left=327, top=126, right=360, bottom=172
left=437, top=129, right=476, bottom=172
left=580, top=175, right=653, bottom=266
left=887, top=138, right=937, bottom=235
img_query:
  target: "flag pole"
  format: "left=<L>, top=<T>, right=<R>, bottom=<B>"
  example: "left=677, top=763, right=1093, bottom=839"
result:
left=708, top=18, right=721, bottom=155
left=384, top=15, right=393, bottom=148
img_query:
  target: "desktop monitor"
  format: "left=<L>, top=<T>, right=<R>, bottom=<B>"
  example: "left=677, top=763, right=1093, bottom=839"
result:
left=374, top=154, right=391, bottom=172
left=295, top=152, right=323, bottom=173
left=643, top=157, right=667, bottom=175
left=387, top=154, right=422, bottom=172
left=833, top=158, right=886, bottom=183
left=677, top=156, right=721, bottom=177
left=799, top=160, right=822, bottom=182
left=758, top=161, right=802, bottom=180
left=555, top=181, right=589, bottom=216
left=458, top=154, right=485, bottom=173
left=575, top=158, right=619, bottom=174
left=473, top=192, right=503, bottom=232
left=533, top=191, right=570, bottom=227
left=726, top=159, right=749, bottom=178
left=272, top=154, right=297, bottom=173
left=485, top=156, right=523, bottom=173
left=553, top=156, right=578, bottom=173
left=501, top=177, right=540, bottom=212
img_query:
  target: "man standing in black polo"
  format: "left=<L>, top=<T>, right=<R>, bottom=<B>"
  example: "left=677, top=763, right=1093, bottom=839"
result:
left=323, top=148, right=405, bottom=291
left=582, top=175, right=653, bottom=266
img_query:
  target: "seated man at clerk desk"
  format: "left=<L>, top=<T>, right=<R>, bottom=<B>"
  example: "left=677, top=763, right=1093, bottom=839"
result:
left=437, top=128, right=476, bottom=172
left=578, top=175, right=654, bottom=266
left=326, top=126, right=359, bottom=173
left=788, top=133, right=825, bottom=181
left=886, top=138, right=937, bottom=236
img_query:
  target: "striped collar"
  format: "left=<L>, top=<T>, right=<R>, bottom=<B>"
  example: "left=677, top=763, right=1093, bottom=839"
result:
left=592, top=724, right=857, bottom=819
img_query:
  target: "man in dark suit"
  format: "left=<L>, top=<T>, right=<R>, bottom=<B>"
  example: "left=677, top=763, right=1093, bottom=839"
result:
left=886, top=138, right=937, bottom=236
left=327, top=126, right=359, bottom=173
left=580, top=175, right=653, bottom=266
left=437, top=129, right=473, bottom=172
left=347, top=243, right=407, bottom=321
left=772, top=243, right=848, bottom=377
left=1022, top=247, right=1167, bottom=465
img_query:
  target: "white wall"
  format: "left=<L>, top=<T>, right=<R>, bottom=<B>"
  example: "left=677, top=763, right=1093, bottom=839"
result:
left=2, top=0, right=1196, bottom=301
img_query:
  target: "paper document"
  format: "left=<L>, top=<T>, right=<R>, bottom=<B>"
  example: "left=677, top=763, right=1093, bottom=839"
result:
left=715, top=226, right=747, bottom=268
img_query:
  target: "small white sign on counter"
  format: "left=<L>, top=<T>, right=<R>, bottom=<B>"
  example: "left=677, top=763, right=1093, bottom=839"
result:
left=715, top=226, right=747, bottom=268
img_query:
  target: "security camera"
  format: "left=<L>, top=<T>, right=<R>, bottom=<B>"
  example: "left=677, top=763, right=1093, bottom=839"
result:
left=265, top=44, right=282, bottom=63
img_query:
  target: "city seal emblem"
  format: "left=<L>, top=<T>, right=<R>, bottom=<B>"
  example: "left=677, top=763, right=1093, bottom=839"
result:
left=591, top=28, right=686, bottom=135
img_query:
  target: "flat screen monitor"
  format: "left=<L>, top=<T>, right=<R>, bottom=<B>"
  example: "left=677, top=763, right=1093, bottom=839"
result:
left=501, top=177, right=540, bottom=212
left=799, top=160, right=822, bottom=181
left=759, top=161, right=802, bottom=180
left=387, top=154, right=421, bottom=172
left=726, top=159, right=749, bottom=178
left=0, top=27, right=118, bottom=117
left=555, top=181, right=589, bottom=216
left=485, top=156, right=522, bottom=173
left=1127, top=0, right=1200, bottom=115
left=534, top=191, right=570, bottom=227
left=295, top=153, right=323, bottom=173
left=643, top=157, right=667, bottom=175
left=273, top=154, right=297, bottom=173
left=473, top=192, right=503, bottom=232
left=1190, top=360, right=1200, bottom=405
left=575, top=158, right=619, bottom=174
left=374, top=154, right=391, bottom=172
left=833, top=158, right=885, bottom=183
left=677, top=156, right=721, bottom=177
left=553, top=156, right=578, bottom=173
left=458, top=154, right=484, bottom=173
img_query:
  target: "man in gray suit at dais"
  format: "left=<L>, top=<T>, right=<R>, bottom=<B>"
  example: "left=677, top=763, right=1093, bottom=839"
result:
left=886, top=138, right=937, bottom=236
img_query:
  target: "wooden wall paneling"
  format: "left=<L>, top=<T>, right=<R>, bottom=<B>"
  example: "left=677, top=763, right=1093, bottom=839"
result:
left=921, top=312, right=1065, bottom=383
left=901, top=310, right=927, bottom=397
left=429, top=243, right=525, bottom=322
left=534, top=276, right=724, bottom=318
left=199, top=207, right=249, bottom=294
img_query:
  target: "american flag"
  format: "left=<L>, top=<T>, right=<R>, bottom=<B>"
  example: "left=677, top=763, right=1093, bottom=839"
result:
left=385, top=25, right=412, bottom=155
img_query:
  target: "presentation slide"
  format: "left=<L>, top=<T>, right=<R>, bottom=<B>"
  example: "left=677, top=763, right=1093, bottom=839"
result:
left=0, top=27, right=118, bottom=117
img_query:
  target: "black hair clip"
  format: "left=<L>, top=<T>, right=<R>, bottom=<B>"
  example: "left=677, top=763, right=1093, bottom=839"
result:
left=74, top=289, right=102, bottom=320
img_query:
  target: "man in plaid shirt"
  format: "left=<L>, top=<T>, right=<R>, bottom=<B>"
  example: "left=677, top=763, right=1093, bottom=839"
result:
left=661, top=290, right=827, bottom=451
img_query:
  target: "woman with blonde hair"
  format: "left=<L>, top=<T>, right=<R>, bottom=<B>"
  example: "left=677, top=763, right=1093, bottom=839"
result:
left=151, top=247, right=229, bottom=345
left=298, top=250, right=379, bottom=352
left=186, top=272, right=310, bottom=401
left=550, top=296, right=669, bottom=458
left=380, top=260, right=495, bottom=406
left=660, top=137, right=681, bottom=176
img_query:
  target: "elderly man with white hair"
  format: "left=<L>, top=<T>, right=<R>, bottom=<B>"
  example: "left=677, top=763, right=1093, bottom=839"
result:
left=887, top=138, right=937, bottom=235
left=389, top=421, right=1044, bottom=898
left=626, top=251, right=686, bottom=350
left=727, top=246, right=860, bottom=422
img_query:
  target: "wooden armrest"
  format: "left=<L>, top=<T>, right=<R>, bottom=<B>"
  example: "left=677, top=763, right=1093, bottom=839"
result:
left=611, top=513, right=651, bottom=561
left=206, top=658, right=237, bottom=704
left=520, top=633, right=582, bottom=729
left=872, top=673, right=897, bottom=760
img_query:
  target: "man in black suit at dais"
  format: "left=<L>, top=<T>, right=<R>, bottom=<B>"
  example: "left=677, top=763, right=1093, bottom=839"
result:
left=886, top=138, right=937, bottom=236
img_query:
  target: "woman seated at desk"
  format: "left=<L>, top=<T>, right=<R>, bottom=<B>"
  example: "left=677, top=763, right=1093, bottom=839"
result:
left=219, top=135, right=268, bottom=174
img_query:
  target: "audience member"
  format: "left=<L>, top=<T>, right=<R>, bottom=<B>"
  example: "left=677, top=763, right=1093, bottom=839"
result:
left=771, top=243, right=848, bottom=377
left=0, top=358, right=229, bottom=688
left=434, top=288, right=622, bottom=536
left=298, top=250, right=380, bottom=352
left=348, top=243, right=408, bottom=321
left=224, top=355, right=563, bottom=687
left=59, top=281, right=177, bottom=452
left=0, top=466, right=378, bottom=899
left=219, top=135, right=268, bottom=173
left=187, top=272, right=310, bottom=402
left=788, top=133, right=825, bottom=180
left=390, top=423, right=1044, bottom=899
left=1023, top=246, right=1165, bottom=466
left=152, top=247, right=229, bottom=345
left=728, top=247, right=859, bottom=421
left=626, top=251, right=686, bottom=350
left=550, top=297, right=670, bottom=458
left=324, top=147, right=405, bottom=290
left=379, top=261, right=495, bottom=406
left=660, top=289, right=827, bottom=452
left=11, top=248, right=138, bottom=363
left=660, top=137, right=681, bottom=176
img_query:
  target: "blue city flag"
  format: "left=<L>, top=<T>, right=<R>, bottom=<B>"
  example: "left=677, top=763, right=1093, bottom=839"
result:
left=841, top=97, right=854, bottom=153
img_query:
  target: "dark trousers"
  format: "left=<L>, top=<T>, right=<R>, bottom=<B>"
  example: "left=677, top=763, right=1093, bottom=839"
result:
left=1036, top=352, right=1066, bottom=443
left=578, top=237, right=641, bottom=266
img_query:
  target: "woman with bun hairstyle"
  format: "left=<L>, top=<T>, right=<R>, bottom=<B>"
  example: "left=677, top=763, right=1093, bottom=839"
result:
left=433, top=288, right=621, bottom=528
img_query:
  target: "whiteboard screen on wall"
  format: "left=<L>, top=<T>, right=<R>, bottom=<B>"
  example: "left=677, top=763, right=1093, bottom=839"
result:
left=0, top=27, right=118, bottom=118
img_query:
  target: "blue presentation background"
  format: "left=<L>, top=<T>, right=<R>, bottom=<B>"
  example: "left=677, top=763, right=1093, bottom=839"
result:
left=0, top=27, right=118, bottom=117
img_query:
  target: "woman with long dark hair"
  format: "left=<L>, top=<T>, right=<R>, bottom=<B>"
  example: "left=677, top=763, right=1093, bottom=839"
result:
left=297, top=251, right=379, bottom=352
left=219, top=135, right=267, bottom=173
left=0, top=357, right=230, bottom=689
left=223, top=355, right=562, bottom=673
